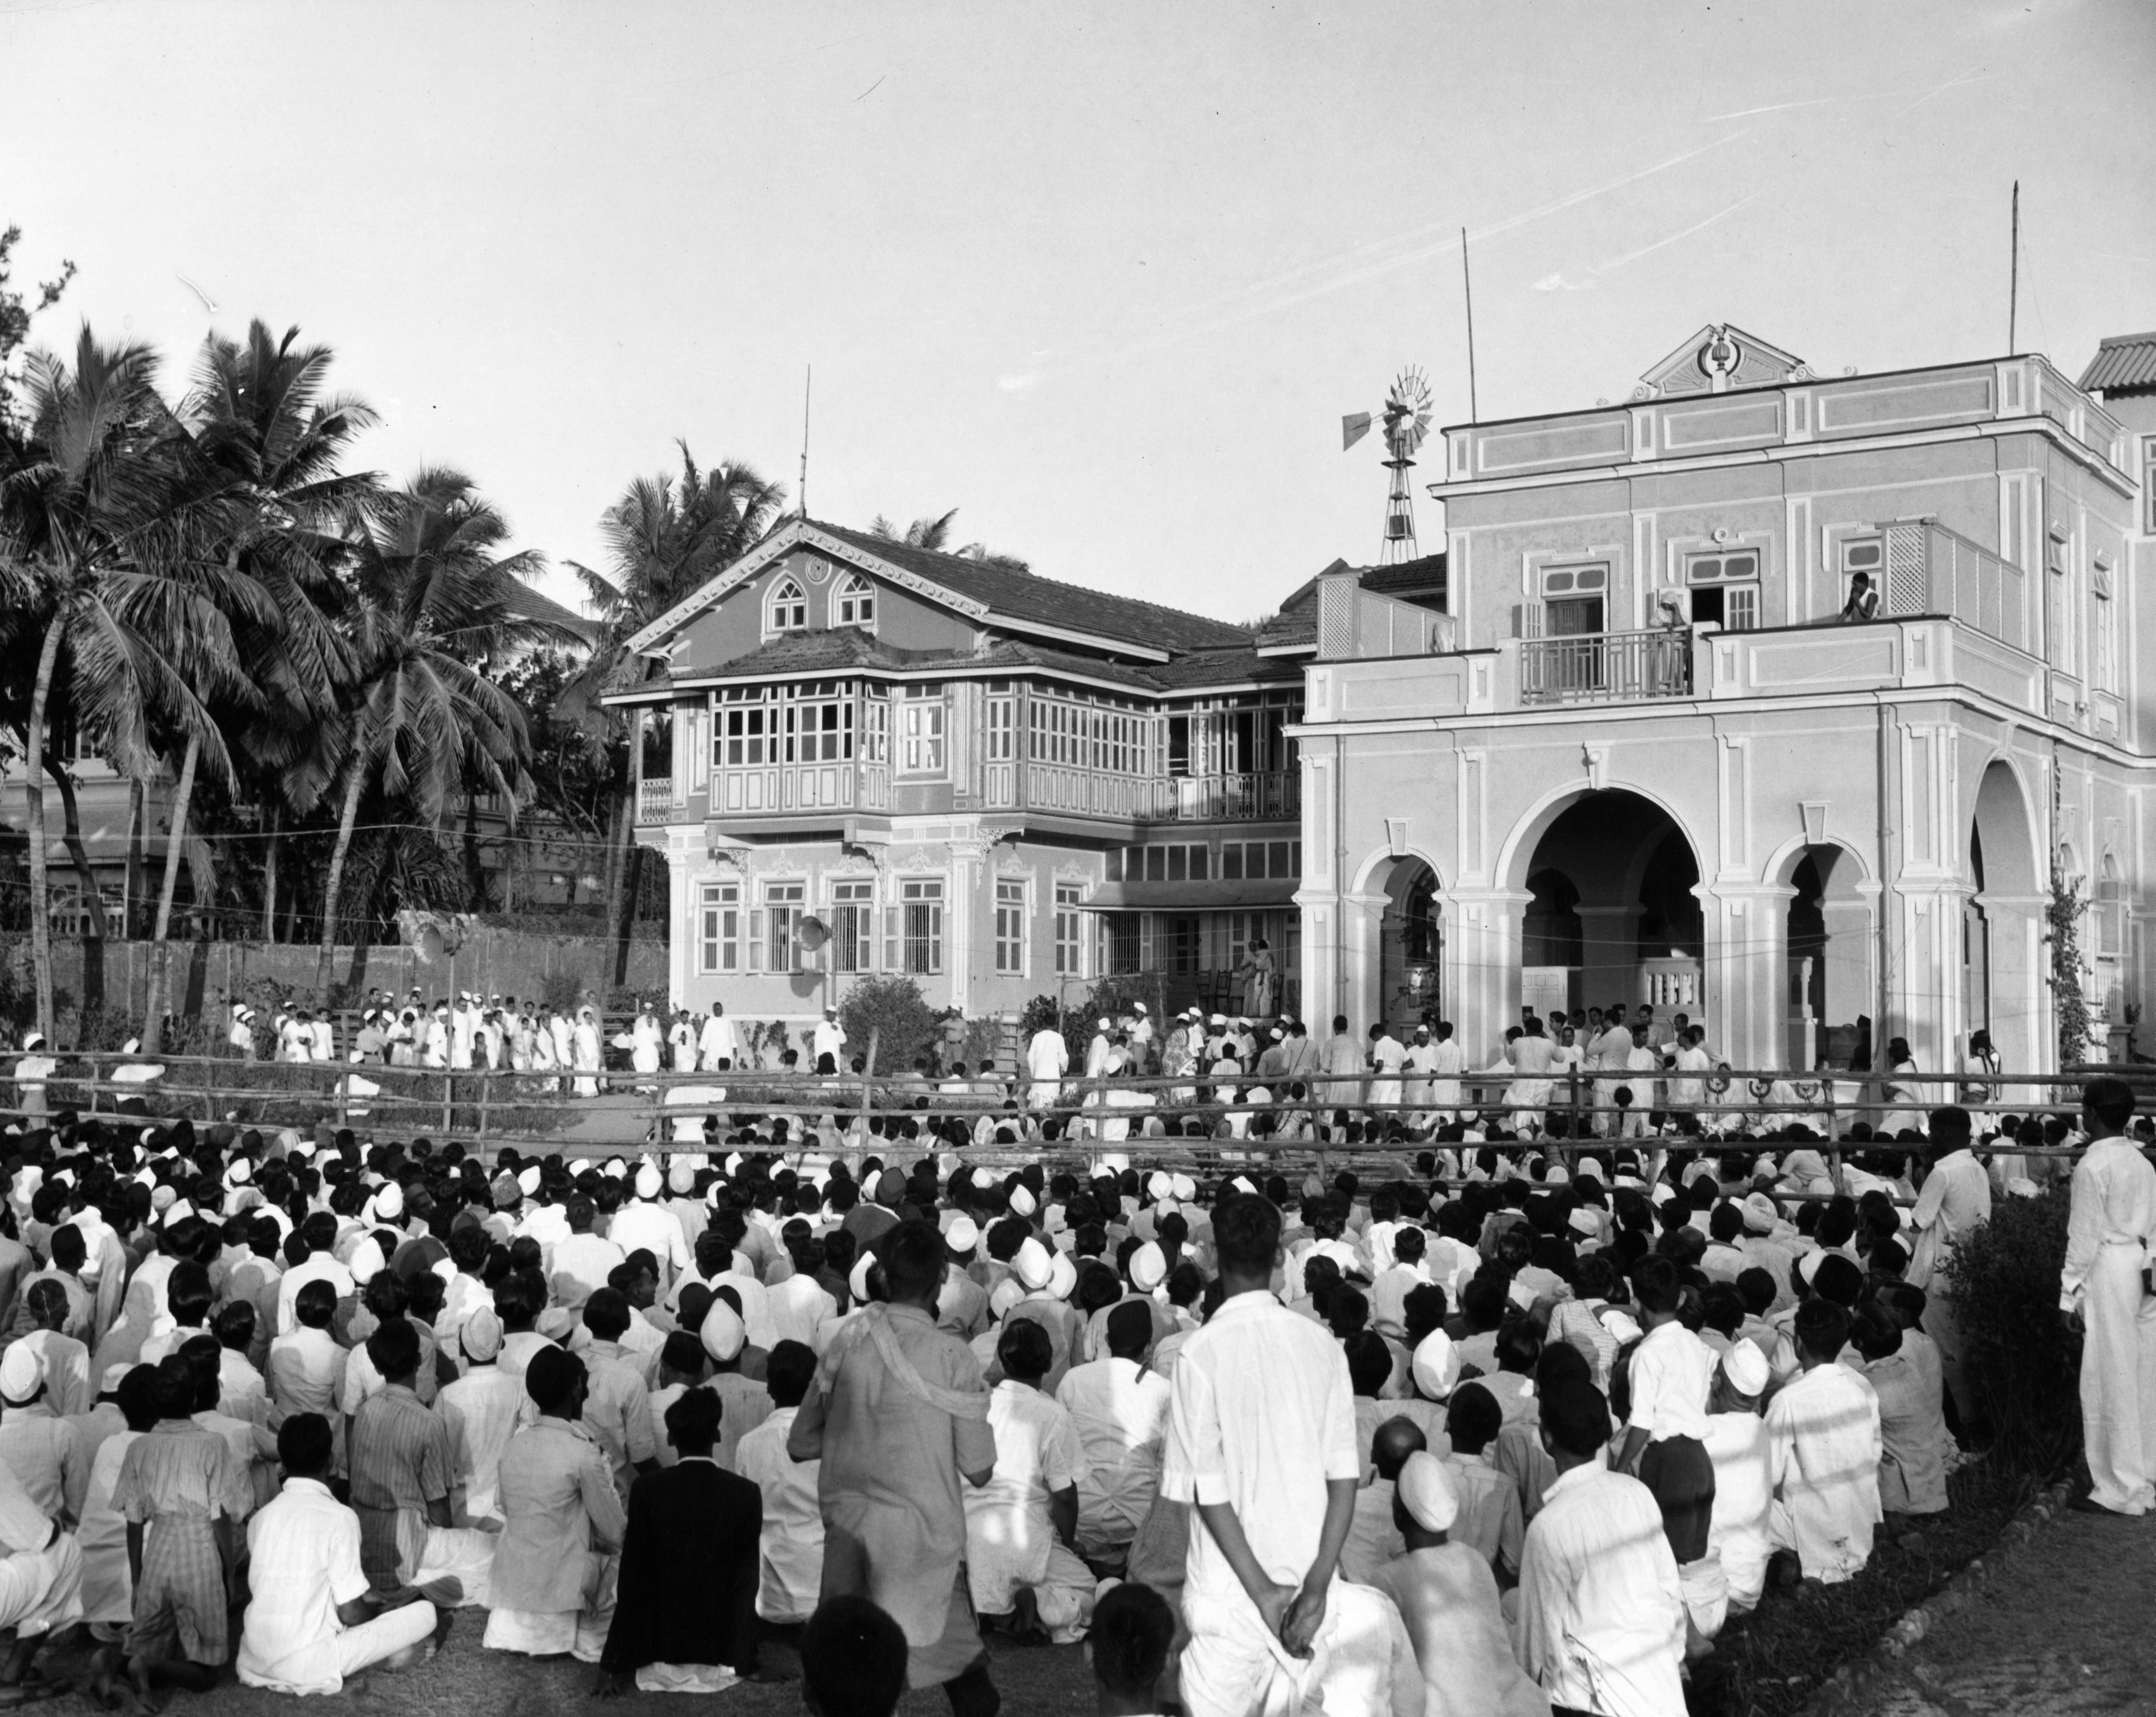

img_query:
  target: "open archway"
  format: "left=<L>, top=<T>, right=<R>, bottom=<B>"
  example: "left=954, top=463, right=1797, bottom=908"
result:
left=1511, top=790, right=1703, bottom=1028
left=1374, top=858, right=1443, bottom=1033
left=1779, top=842, right=1871, bottom=1070
left=1969, top=759, right=2044, bottom=1073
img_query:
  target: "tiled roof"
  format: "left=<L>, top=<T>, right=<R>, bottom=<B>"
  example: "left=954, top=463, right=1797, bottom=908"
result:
left=498, top=576, right=597, bottom=640
left=808, top=520, right=1252, bottom=652
left=1360, top=553, right=1447, bottom=597
left=696, top=630, right=897, bottom=677
left=2080, top=333, right=2156, bottom=396
left=1152, top=648, right=1302, bottom=689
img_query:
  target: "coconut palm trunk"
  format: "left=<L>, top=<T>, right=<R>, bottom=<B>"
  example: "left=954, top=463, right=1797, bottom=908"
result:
left=126, top=776, right=147, bottom=939
left=23, top=621, right=64, bottom=1041
left=260, top=801, right=280, bottom=941
left=315, top=763, right=367, bottom=996
left=140, top=731, right=201, bottom=1054
left=43, top=760, right=109, bottom=1014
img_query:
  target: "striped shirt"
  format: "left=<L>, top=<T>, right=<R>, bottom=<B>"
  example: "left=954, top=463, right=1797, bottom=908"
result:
left=348, top=1385, right=453, bottom=1588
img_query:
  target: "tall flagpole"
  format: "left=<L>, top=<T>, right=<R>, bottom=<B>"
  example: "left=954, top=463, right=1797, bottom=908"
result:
left=2008, top=183, right=2019, bottom=354
left=799, top=365, right=812, bottom=520
left=1461, top=227, right=1479, bottom=421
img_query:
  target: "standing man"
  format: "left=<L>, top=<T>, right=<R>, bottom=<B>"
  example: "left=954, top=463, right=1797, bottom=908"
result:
left=2061, top=1078, right=2156, bottom=1515
left=1161, top=1192, right=1360, bottom=1717
left=787, top=1220, right=1001, bottom=1717
left=813, top=1006, right=848, bottom=1072
left=1026, top=1021, right=1071, bottom=1112
left=1319, top=1017, right=1364, bottom=1127
left=698, top=1003, right=739, bottom=1073
left=1908, top=1105, right=1991, bottom=1424
left=1366, top=1024, right=1407, bottom=1133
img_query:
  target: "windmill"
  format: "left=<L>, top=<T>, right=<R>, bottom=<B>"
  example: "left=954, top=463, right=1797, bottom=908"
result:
left=1342, top=366, right=1434, bottom=564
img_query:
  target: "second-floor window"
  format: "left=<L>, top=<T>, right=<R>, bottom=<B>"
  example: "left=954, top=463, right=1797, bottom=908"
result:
left=899, top=686, right=945, bottom=774
left=1685, top=549, right=1760, bottom=631
left=2094, top=565, right=2117, bottom=694
left=862, top=689, right=890, bottom=763
left=720, top=699, right=771, bottom=766
left=985, top=693, right=1016, bottom=761
left=1539, top=564, right=1606, bottom=637
left=784, top=683, right=854, bottom=763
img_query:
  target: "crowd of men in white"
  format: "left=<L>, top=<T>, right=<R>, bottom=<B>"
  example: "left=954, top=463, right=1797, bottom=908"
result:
left=0, top=985, right=2150, bottom=1717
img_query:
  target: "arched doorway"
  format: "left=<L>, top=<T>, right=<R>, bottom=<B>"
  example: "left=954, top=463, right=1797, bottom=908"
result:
left=1513, top=791, right=1703, bottom=1029
left=1377, top=860, right=1442, bottom=1034
left=1782, top=843, right=1870, bottom=1070
left=1969, top=760, right=2043, bottom=1073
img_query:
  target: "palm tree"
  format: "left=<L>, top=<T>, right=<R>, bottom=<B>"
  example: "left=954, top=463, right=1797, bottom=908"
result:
left=313, top=468, right=564, bottom=994
left=869, top=507, right=1028, bottom=571
left=565, top=444, right=786, bottom=978
left=133, top=323, right=377, bottom=1047
left=134, top=324, right=376, bottom=1041
left=0, top=328, right=255, bottom=1041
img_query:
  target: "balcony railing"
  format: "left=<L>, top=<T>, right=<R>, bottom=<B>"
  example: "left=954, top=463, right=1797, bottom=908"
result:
left=1521, top=629, right=1693, bottom=706
left=1145, top=771, right=1301, bottom=822
left=636, top=777, right=675, bottom=820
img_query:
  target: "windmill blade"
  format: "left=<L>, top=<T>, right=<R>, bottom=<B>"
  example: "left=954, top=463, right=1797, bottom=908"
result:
left=1342, top=412, right=1373, bottom=451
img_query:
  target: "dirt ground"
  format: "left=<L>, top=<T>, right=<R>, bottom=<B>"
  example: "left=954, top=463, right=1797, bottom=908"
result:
left=16, top=1622, right=1095, bottom=1717
left=1859, top=1504, right=2156, bottom=1717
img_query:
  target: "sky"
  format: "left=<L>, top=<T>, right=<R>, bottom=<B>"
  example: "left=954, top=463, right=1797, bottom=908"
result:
left=4, top=0, right=2151, bottom=624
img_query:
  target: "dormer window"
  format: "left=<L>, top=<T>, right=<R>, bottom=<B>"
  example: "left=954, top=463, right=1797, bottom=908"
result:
left=835, top=573, right=877, bottom=630
left=766, top=576, right=808, bottom=635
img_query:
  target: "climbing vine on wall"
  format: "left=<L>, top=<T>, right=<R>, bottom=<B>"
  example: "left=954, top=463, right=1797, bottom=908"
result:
left=2046, top=859, right=2099, bottom=1067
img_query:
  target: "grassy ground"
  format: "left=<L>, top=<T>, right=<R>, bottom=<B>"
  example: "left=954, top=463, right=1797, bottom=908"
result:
left=17, top=1618, right=1095, bottom=1716
left=1703, top=1462, right=2030, bottom=1717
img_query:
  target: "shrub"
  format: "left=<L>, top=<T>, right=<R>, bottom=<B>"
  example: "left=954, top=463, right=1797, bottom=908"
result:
left=1940, top=1183, right=2079, bottom=1475
left=1061, top=976, right=1156, bottom=1068
left=837, top=975, right=939, bottom=1074
left=1018, top=994, right=1062, bottom=1042
left=539, top=970, right=588, bottom=1016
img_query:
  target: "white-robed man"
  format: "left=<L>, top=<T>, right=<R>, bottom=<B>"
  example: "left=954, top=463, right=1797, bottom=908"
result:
left=697, top=1004, right=739, bottom=1073
left=2061, top=1077, right=2156, bottom=1515
left=1908, top=1103, right=1991, bottom=1419
left=1026, top=1024, right=1071, bottom=1111
left=1161, top=1190, right=1361, bottom=1717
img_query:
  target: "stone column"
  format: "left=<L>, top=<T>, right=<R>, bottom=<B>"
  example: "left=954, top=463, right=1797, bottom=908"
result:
left=1444, top=888, right=1532, bottom=1067
left=1977, top=890, right=2048, bottom=1090
left=1695, top=883, right=1795, bottom=1072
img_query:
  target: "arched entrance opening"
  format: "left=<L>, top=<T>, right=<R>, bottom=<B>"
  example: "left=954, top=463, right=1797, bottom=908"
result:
left=1782, top=844, right=1870, bottom=1069
left=1969, top=760, right=2043, bottom=1072
left=1376, top=859, right=1442, bottom=1034
left=1514, top=791, right=1702, bottom=1028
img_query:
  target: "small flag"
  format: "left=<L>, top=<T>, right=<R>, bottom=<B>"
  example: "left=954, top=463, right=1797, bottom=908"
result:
left=1341, top=412, right=1372, bottom=451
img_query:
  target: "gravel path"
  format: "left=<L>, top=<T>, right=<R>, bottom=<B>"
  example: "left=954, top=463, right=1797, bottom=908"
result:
left=1859, top=1504, right=2156, bottom=1717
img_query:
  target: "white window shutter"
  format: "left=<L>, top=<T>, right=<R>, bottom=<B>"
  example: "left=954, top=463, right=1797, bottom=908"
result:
left=748, top=908, right=766, bottom=974
left=884, top=906, right=899, bottom=973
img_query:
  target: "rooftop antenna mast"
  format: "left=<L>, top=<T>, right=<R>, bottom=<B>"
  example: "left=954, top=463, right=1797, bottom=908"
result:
left=799, top=365, right=812, bottom=520
left=1461, top=226, right=1479, bottom=421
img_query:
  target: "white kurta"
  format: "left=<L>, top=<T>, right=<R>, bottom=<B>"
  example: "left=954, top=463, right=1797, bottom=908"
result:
left=1701, top=1410, right=1772, bottom=1613
left=1515, top=1462, right=1686, bottom=1717
left=1055, top=1355, right=1169, bottom=1556
left=733, top=1407, right=824, bottom=1623
left=1765, top=1363, right=1882, bottom=1580
left=697, top=1014, right=739, bottom=1071
left=963, top=1382, right=1091, bottom=1633
left=2060, top=1137, right=2156, bottom=1513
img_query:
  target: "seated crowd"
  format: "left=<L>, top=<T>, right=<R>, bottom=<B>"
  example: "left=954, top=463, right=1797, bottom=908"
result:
left=0, top=1052, right=2114, bottom=1717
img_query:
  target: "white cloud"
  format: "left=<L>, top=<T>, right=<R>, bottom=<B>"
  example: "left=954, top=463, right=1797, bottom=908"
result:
left=1533, top=272, right=1595, bottom=292
left=997, top=373, right=1038, bottom=393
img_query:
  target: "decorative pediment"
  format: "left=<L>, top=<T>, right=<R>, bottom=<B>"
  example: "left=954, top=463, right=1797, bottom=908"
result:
left=1638, top=324, right=1808, bottom=398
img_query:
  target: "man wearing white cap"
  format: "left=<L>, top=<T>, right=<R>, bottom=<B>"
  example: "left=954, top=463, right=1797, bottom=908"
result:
left=1025, top=1021, right=1070, bottom=1112
left=1702, top=1341, right=1774, bottom=1616
left=1085, top=1020, right=1114, bottom=1081
left=1372, top=1451, right=1548, bottom=1717
left=813, top=1006, right=847, bottom=1070
left=609, top=1166, right=690, bottom=1296
left=0, top=1344, right=86, bottom=1528
left=438, top=1309, right=520, bottom=1526
left=11, top=1035, right=55, bottom=1121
